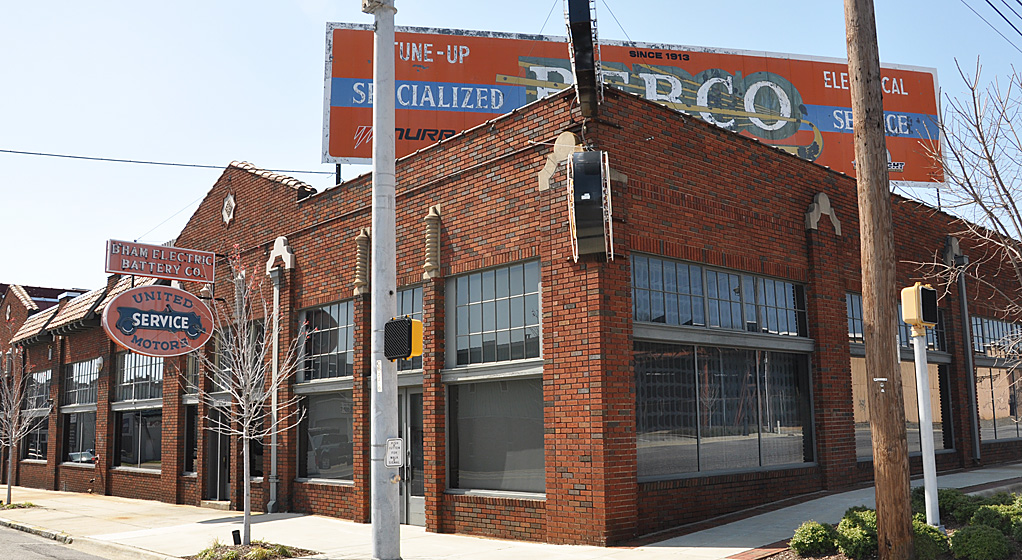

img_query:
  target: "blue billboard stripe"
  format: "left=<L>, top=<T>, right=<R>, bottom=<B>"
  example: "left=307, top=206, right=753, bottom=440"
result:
left=802, top=105, right=940, bottom=140
left=332, top=78, right=527, bottom=114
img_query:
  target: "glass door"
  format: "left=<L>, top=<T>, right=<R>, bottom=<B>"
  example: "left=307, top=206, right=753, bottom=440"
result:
left=398, top=388, right=424, bottom=525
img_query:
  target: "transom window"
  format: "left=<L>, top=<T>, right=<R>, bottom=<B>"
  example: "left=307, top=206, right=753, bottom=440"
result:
left=63, top=358, right=100, bottom=405
left=633, top=255, right=807, bottom=337
left=397, top=286, right=423, bottom=371
left=847, top=294, right=946, bottom=351
left=302, top=301, right=355, bottom=380
left=24, top=370, right=51, bottom=410
left=116, top=352, right=164, bottom=401
left=972, top=316, right=1022, bottom=357
left=454, top=262, right=541, bottom=365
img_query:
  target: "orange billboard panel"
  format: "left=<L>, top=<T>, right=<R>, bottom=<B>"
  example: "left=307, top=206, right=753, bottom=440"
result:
left=324, top=23, right=942, bottom=185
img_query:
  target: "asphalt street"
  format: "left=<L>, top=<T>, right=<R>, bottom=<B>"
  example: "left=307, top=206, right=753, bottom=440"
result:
left=0, top=524, right=106, bottom=560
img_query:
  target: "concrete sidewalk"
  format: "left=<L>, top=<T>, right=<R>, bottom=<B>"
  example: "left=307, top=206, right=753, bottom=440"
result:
left=2, top=463, right=1022, bottom=560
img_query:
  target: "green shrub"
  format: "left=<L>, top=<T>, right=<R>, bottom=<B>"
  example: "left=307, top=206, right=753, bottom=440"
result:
left=951, top=524, right=1013, bottom=560
left=982, top=492, right=1016, bottom=507
left=243, top=546, right=272, bottom=560
left=270, top=544, right=294, bottom=558
left=1011, top=518, right=1022, bottom=542
left=790, top=520, right=838, bottom=557
left=913, top=520, right=950, bottom=560
left=937, top=489, right=970, bottom=522
left=971, top=504, right=1017, bottom=534
left=836, top=509, right=878, bottom=560
left=221, top=550, right=240, bottom=560
left=912, top=486, right=927, bottom=515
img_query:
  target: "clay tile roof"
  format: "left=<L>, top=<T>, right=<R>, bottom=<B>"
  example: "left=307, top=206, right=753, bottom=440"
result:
left=229, top=161, right=317, bottom=194
left=8, top=284, right=38, bottom=311
left=10, top=305, right=59, bottom=345
left=46, top=286, right=107, bottom=332
left=95, top=276, right=159, bottom=314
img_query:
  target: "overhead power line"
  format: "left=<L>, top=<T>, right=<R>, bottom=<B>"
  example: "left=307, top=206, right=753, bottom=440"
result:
left=0, top=149, right=336, bottom=175
left=960, top=0, right=1022, bottom=55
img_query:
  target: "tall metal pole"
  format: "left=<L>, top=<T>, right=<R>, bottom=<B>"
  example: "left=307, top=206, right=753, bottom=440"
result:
left=911, top=329, right=941, bottom=529
left=844, top=1, right=914, bottom=559
left=362, top=1, right=400, bottom=559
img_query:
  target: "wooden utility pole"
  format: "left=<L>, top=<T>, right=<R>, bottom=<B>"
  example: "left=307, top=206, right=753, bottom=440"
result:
left=843, top=2, right=915, bottom=560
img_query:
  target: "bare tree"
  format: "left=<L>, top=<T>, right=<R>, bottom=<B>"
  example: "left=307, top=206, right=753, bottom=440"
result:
left=0, top=354, right=52, bottom=505
left=198, top=253, right=305, bottom=545
left=923, top=61, right=1022, bottom=314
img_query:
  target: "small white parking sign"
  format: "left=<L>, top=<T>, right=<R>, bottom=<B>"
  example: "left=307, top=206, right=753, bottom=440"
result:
left=385, top=438, right=405, bottom=468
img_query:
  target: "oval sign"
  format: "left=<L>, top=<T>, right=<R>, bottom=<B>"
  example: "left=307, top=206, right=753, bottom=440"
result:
left=102, top=285, right=214, bottom=358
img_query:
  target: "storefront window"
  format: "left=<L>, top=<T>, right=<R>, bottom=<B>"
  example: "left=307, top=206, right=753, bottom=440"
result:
left=851, top=357, right=950, bottom=457
left=64, top=412, right=97, bottom=464
left=977, top=366, right=1022, bottom=440
left=22, top=417, right=48, bottom=461
left=298, top=392, right=354, bottom=480
left=449, top=378, right=544, bottom=492
left=115, top=409, right=162, bottom=470
left=634, top=342, right=813, bottom=478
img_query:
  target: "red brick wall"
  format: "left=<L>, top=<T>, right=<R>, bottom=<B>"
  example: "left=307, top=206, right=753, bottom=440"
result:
left=14, top=85, right=1022, bottom=547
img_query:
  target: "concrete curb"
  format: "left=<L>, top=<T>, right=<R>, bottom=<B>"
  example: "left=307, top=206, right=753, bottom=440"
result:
left=0, top=515, right=73, bottom=544
left=70, top=536, right=185, bottom=560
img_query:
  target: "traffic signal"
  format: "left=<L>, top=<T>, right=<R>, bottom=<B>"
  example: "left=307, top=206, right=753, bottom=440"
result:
left=901, top=282, right=939, bottom=327
left=384, top=316, right=423, bottom=361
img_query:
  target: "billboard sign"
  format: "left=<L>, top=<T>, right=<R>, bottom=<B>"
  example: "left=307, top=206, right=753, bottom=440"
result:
left=102, top=285, right=213, bottom=357
left=106, top=239, right=216, bottom=284
left=323, top=23, right=942, bottom=185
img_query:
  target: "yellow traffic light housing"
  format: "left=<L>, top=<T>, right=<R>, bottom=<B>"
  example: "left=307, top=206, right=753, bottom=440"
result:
left=384, top=316, right=423, bottom=361
left=901, top=282, right=939, bottom=330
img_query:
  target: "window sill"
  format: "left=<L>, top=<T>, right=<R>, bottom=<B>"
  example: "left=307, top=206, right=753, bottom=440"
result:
left=181, top=471, right=198, bottom=478
left=638, top=461, right=818, bottom=484
left=295, top=477, right=355, bottom=487
left=60, top=462, right=96, bottom=469
left=112, top=466, right=161, bottom=474
left=20, top=459, right=47, bottom=465
left=111, top=398, right=163, bottom=411
left=59, top=404, right=97, bottom=414
left=295, top=377, right=354, bottom=394
left=635, top=323, right=815, bottom=353
left=445, top=488, right=545, bottom=501
left=441, top=358, right=544, bottom=383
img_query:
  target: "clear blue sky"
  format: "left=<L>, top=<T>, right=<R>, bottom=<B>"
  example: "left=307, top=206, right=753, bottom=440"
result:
left=2, top=0, right=1017, bottom=290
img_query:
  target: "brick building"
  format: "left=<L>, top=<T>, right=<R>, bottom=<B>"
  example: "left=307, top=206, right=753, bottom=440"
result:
left=5, top=86, right=1022, bottom=545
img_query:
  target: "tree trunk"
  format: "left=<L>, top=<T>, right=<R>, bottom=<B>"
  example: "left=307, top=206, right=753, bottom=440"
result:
left=6, top=443, right=13, bottom=505
left=243, top=437, right=250, bottom=545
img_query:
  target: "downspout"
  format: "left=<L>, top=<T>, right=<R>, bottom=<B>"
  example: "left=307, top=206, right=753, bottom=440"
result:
left=267, top=266, right=282, bottom=512
left=264, top=235, right=295, bottom=513
left=946, top=237, right=981, bottom=462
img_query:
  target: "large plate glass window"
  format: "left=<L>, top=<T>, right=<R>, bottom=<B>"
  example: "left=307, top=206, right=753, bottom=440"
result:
left=115, top=409, right=162, bottom=470
left=455, top=262, right=540, bottom=365
left=449, top=378, right=544, bottom=492
left=299, top=392, right=354, bottom=480
left=634, top=341, right=813, bottom=478
left=65, top=412, right=97, bottom=464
